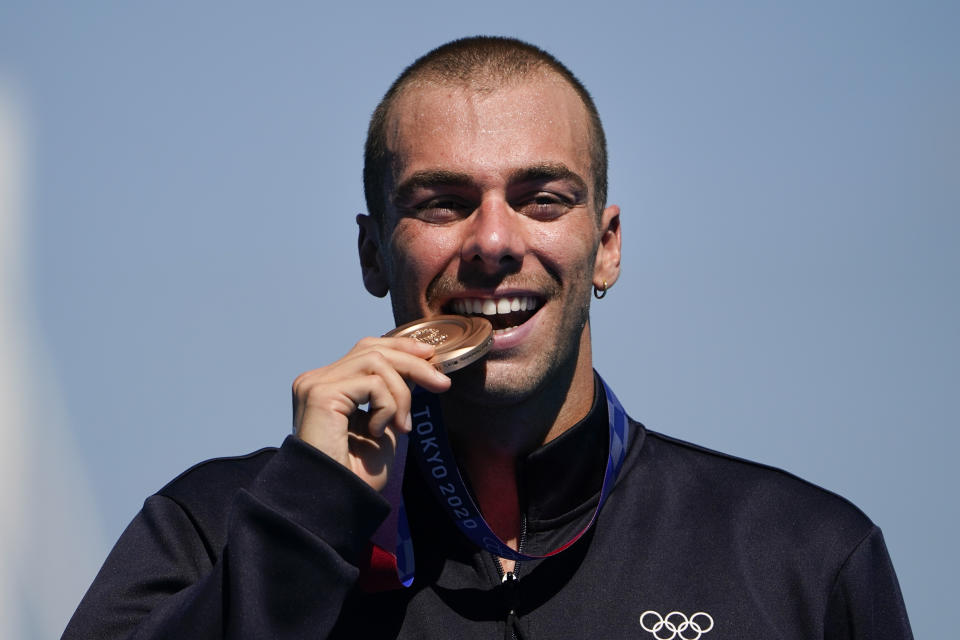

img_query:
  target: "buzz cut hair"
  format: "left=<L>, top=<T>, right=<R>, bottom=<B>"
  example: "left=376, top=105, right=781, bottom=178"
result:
left=363, top=36, right=608, bottom=224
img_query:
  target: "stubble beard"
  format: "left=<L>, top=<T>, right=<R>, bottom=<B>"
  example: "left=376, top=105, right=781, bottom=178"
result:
left=384, top=253, right=595, bottom=409
left=445, top=292, right=592, bottom=410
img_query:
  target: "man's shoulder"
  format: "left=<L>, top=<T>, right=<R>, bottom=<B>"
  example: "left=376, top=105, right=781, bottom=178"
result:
left=631, top=422, right=875, bottom=547
left=153, top=445, right=279, bottom=548
left=158, top=445, right=279, bottom=502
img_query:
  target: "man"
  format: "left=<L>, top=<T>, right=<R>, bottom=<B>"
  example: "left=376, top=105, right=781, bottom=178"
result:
left=64, top=37, right=913, bottom=639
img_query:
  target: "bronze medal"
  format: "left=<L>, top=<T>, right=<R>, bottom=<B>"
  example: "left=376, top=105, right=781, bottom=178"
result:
left=385, top=315, right=493, bottom=374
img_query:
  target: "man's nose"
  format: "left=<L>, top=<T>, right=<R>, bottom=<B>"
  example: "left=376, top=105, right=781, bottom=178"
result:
left=460, top=197, right=526, bottom=272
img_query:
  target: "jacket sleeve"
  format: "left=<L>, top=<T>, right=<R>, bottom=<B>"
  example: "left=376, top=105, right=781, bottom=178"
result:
left=823, top=525, right=914, bottom=640
left=62, top=436, right=390, bottom=639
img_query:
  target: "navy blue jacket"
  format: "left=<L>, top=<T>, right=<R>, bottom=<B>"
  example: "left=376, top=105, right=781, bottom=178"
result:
left=63, top=384, right=913, bottom=639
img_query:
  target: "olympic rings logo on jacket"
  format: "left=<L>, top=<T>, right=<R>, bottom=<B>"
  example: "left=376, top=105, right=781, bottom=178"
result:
left=640, top=611, right=714, bottom=640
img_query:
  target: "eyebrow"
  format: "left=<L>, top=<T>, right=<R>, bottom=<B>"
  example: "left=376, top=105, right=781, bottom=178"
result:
left=393, top=170, right=474, bottom=205
left=507, top=163, right=588, bottom=195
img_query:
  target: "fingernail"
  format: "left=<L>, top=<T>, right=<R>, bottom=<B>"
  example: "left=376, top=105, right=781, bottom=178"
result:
left=404, top=412, right=413, bottom=432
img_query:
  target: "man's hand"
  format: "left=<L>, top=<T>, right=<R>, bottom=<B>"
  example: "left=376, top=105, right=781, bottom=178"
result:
left=292, top=337, right=451, bottom=491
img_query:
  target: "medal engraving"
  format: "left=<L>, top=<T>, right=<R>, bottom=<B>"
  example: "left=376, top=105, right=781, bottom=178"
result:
left=384, top=315, right=493, bottom=374
left=410, top=327, right=448, bottom=346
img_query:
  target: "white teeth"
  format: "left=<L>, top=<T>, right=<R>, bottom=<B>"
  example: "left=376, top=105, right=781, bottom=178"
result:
left=449, top=296, right=540, bottom=316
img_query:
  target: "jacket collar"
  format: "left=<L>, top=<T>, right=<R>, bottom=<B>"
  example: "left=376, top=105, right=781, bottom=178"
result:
left=520, top=374, right=608, bottom=525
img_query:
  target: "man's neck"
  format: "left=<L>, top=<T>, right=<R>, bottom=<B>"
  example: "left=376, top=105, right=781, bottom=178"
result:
left=437, top=331, right=597, bottom=570
left=441, top=324, right=597, bottom=459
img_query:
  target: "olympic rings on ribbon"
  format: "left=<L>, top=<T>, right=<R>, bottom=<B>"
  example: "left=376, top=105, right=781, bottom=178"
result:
left=640, top=611, right=714, bottom=640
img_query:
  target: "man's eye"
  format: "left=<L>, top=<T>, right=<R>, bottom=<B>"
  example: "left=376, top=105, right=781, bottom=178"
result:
left=411, top=198, right=472, bottom=223
left=515, top=194, right=571, bottom=220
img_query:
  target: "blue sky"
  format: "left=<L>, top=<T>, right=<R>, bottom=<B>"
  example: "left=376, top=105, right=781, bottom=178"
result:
left=1, top=2, right=957, bottom=637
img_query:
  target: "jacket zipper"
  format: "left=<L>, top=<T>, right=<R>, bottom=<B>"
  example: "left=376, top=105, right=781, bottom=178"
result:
left=493, top=515, right=527, bottom=640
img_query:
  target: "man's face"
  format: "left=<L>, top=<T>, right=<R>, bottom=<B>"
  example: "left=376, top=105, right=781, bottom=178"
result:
left=361, top=73, right=620, bottom=403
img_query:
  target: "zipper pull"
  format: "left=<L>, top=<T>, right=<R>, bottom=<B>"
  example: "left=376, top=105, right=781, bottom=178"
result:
left=501, top=571, right=519, bottom=614
left=501, top=572, right=520, bottom=640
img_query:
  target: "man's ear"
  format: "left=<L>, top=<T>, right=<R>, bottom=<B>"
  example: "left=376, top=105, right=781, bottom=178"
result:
left=593, top=205, right=622, bottom=290
left=357, top=214, right=389, bottom=298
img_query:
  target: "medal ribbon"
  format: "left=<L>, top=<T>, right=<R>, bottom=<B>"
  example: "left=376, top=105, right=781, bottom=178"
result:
left=366, top=375, right=629, bottom=588
left=404, top=375, right=630, bottom=568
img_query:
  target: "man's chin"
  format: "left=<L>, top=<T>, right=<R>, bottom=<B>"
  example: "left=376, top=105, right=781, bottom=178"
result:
left=446, top=358, right=550, bottom=407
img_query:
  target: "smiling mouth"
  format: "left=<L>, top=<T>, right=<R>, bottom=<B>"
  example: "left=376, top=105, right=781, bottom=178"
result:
left=445, top=296, right=542, bottom=332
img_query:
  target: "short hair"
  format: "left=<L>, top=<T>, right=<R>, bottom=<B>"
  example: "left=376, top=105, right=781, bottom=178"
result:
left=363, top=36, right=608, bottom=224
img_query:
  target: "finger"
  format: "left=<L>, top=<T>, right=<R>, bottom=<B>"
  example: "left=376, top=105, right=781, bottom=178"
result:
left=328, top=367, right=414, bottom=440
left=362, top=374, right=400, bottom=438
left=329, top=348, right=439, bottom=414
left=330, top=347, right=451, bottom=394
left=296, top=372, right=396, bottom=460
left=298, top=337, right=445, bottom=391
left=368, top=360, right=415, bottom=433
left=292, top=342, right=451, bottom=442
left=350, top=336, right=435, bottom=359
left=317, top=371, right=398, bottom=438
